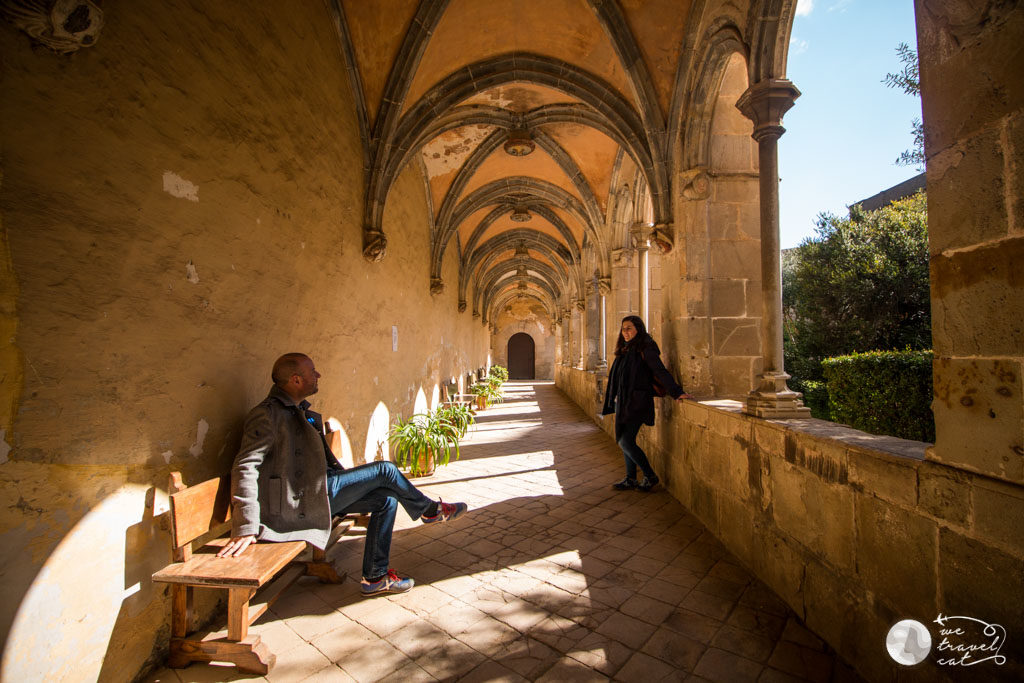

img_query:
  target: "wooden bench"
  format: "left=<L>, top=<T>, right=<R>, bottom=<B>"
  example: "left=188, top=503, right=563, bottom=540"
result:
left=152, top=472, right=356, bottom=674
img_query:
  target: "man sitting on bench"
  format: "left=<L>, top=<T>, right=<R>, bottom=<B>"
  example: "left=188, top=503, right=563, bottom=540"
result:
left=217, top=352, right=468, bottom=596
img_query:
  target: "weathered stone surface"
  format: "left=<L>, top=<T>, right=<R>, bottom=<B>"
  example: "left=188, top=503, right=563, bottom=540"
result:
left=926, top=130, right=1007, bottom=254
left=938, top=528, right=1024, bottom=673
left=930, top=238, right=1024, bottom=357
left=847, top=451, right=919, bottom=507
left=710, top=135, right=755, bottom=172
left=770, top=462, right=855, bottom=571
left=712, top=317, right=760, bottom=356
left=709, top=279, right=746, bottom=317
left=931, top=358, right=1024, bottom=483
left=855, top=495, right=938, bottom=616
left=709, top=239, right=761, bottom=280
left=751, top=530, right=805, bottom=614
left=717, top=493, right=755, bottom=570
left=971, top=477, right=1024, bottom=551
left=918, top=463, right=971, bottom=527
left=754, top=421, right=786, bottom=459
left=711, top=356, right=757, bottom=397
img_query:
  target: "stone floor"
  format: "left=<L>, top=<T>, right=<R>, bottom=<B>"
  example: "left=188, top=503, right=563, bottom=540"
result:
left=146, top=381, right=859, bottom=682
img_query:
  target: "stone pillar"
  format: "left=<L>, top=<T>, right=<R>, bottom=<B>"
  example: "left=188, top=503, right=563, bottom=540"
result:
left=597, top=277, right=610, bottom=370
left=574, top=298, right=586, bottom=368
left=631, top=223, right=652, bottom=324
left=736, top=79, right=810, bottom=418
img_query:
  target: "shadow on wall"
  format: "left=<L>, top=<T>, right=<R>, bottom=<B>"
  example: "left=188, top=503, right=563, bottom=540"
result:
left=0, top=379, right=449, bottom=682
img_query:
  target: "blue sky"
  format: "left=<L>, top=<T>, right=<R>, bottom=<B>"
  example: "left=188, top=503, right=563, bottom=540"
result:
left=779, top=0, right=921, bottom=248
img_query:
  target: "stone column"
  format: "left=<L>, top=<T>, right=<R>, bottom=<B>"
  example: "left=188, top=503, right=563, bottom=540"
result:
left=597, top=277, right=610, bottom=370
left=630, top=224, right=652, bottom=324
left=575, top=298, right=586, bottom=368
left=736, top=79, right=810, bottom=418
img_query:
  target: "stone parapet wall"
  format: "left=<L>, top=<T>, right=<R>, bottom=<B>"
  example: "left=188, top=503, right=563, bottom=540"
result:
left=556, top=384, right=1024, bottom=681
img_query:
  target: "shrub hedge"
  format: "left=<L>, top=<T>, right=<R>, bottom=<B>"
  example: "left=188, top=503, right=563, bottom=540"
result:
left=821, top=349, right=935, bottom=442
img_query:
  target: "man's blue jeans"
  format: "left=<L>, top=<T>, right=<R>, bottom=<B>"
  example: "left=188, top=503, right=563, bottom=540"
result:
left=326, top=461, right=434, bottom=580
left=616, top=420, right=656, bottom=481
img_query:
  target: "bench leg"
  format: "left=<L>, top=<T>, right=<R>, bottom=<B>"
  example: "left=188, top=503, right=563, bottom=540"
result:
left=227, top=587, right=255, bottom=641
left=169, top=636, right=276, bottom=675
left=306, top=547, right=346, bottom=583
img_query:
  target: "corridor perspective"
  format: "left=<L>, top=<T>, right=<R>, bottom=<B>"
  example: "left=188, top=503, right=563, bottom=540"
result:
left=146, top=383, right=851, bottom=682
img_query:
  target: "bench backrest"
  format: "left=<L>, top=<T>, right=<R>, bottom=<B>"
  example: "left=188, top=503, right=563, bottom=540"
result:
left=167, top=471, right=232, bottom=560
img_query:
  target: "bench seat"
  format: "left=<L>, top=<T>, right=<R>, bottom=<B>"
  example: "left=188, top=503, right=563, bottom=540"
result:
left=152, top=538, right=308, bottom=588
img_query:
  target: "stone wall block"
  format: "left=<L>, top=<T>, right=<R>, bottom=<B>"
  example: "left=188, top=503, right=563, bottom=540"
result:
left=712, top=176, right=756, bottom=205
left=751, top=529, right=806, bottom=614
left=771, top=461, right=855, bottom=571
left=930, top=237, right=1024, bottom=357
left=684, top=279, right=709, bottom=317
left=926, top=130, right=1006, bottom=254
left=710, top=135, right=754, bottom=171
left=690, top=476, right=719, bottom=534
left=708, top=204, right=740, bottom=240
left=918, top=462, right=971, bottom=527
left=971, top=477, right=1024, bottom=553
left=707, top=404, right=746, bottom=437
left=848, top=451, right=919, bottom=507
left=709, top=279, right=746, bottom=317
left=917, top=2, right=1024, bottom=153
left=736, top=202, right=761, bottom=241
left=744, top=279, right=761, bottom=318
left=709, top=239, right=761, bottom=280
left=717, top=493, right=755, bottom=569
left=855, top=495, right=938, bottom=616
left=711, top=356, right=757, bottom=397
left=1010, top=114, right=1023, bottom=236
left=712, top=317, right=760, bottom=356
left=685, top=318, right=711, bottom=355
left=938, top=528, right=1024, bottom=673
left=801, top=560, right=866, bottom=662
left=681, top=400, right=710, bottom=428
left=930, top=357, right=1024, bottom=483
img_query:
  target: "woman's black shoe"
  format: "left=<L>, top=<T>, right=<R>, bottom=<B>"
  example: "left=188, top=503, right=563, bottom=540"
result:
left=612, top=477, right=638, bottom=490
left=637, top=475, right=660, bottom=492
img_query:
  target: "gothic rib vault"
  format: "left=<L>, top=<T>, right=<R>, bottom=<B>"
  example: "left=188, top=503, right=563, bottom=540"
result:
left=329, top=0, right=796, bottom=333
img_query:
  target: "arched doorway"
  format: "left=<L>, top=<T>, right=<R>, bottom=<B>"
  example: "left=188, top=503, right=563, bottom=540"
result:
left=507, top=333, right=535, bottom=379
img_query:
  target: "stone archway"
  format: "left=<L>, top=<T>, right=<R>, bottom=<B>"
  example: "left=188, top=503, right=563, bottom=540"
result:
left=507, top=333, right=536, bottom=379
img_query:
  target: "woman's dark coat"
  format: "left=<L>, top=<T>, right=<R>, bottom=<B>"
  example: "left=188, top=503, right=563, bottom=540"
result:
left=601, top=337, right=684, bottom=426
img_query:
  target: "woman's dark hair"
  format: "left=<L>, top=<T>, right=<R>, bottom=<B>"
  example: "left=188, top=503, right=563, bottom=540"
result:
left=614, top=315, right=650, bottom=357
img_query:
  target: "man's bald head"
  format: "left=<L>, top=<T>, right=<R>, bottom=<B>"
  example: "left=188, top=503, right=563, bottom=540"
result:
left=272, top=353, right=312, bottom=387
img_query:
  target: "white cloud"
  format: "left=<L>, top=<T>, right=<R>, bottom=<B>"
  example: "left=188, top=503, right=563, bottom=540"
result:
left=789, top=38, right=810, bottom=57
left=829, top=0, right=853, bottom=12
left=795, top=0, right=814, bottom=17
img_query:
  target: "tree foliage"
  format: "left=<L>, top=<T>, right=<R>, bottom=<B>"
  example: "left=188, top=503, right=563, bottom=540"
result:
left=783, top=192, right=931, bottom=388
left=883, top=42, right=924, bottom=170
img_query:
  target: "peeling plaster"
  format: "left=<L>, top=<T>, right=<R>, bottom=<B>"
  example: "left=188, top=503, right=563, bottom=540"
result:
left=188, top=419, right=209, bottom=458
left=185, top=260, right=200, bottom=284
left=162, top=171, right=199, bottom=201
left=0, top=430, right=10, bottom=464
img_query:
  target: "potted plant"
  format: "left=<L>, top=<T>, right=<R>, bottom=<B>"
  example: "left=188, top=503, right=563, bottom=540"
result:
left=436, top=402, right=474, bottom=439
left=489, top=365, right=509, bottom=384
left=469, top=381, right=503, bottom=409
left=388, top=407, right=463, bottom=477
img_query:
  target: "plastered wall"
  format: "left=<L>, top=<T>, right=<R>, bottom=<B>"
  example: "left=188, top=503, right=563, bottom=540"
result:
left=0, top=3, right=488, bottom=681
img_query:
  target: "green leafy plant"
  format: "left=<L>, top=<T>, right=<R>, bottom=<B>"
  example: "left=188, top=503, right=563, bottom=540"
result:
left=821, top=349, right=935, bottom=442
left=488, top=365, right=509, bottom=384
left=388, top=408, right=463, bottom=477
left=469, top=381, right=503, bottom=406
left=435, top=402, right=474, bottom=439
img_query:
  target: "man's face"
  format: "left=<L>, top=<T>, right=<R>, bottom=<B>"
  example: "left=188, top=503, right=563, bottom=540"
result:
left=293, top=357, right=321, bottom=398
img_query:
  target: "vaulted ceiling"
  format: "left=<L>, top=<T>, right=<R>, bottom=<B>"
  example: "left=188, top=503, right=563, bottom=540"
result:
left=328, top=0, right=795, bottom=327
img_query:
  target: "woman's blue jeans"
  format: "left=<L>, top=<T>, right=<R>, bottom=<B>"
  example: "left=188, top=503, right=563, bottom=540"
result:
left=616, top=420, right=656, bottom=481
left=325, top=461, right=434, bottom=580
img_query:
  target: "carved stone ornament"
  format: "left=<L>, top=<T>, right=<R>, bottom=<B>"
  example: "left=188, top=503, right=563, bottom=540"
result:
left=472, top=310, right=481, bottom=318
left=574, top=298, right=585, bottom=311
left=652, top=223, right=674, bottom=254
left=2, top=0, right=103, bottom=53
left=597, top=277, right=611, bottom=297
left=429, top=276, right=445, bottom=295
left=362, top=228, right=387, bottom=262
left=458, top=299, right=467, bottom=313
left=679, top=168, right=711, bottom=201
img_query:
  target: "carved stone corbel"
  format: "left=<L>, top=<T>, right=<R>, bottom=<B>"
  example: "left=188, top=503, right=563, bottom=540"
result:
left=429, top=276, right=445, bottom=295
left=652, top=223, right=674, bottom=254
left=362, top=228, right=387, bottom=262
left=679, top=168, right=711, bottom=201
left=597, top=277, right=611, bottom=297
left=574, top=298, right=585, bottom=311
left=2, top=0, right=103, bottom=53
left=457, top=299, right=467, bottom=313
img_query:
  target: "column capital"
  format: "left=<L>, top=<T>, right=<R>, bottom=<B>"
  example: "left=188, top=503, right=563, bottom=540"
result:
left=630, top=223, right=653, bottom=250
left=736, top=79, right=801, bottom=142
left=597, top=277, right=612, bottom=297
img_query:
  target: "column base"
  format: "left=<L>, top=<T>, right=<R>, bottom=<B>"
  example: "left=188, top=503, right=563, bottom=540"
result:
left=745, top=372, right=812, bottom=418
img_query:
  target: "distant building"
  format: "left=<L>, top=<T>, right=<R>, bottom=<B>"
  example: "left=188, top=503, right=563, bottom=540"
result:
left=853, top=172, right=926, bottom=211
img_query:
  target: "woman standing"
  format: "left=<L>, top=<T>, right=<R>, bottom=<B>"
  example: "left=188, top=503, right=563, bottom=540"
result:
left=601, top=315, right=690, bottom=491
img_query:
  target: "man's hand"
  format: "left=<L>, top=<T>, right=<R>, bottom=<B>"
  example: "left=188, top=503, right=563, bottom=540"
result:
left=217, top=535, right=256, bottom=557
left=676, top=393, right=694, bottom=402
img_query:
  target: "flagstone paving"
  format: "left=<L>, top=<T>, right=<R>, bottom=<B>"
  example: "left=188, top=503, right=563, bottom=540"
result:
left=146, top=381, right=859, bottom=682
